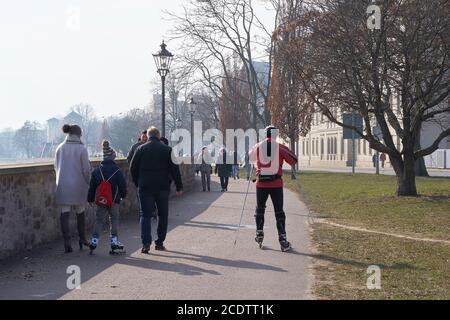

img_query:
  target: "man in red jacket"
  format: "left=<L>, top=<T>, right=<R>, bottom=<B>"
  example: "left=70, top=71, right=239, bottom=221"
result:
left=248, top=126, right=298, bottom=252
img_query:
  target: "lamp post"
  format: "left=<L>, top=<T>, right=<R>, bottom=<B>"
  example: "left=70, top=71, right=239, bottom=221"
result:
left=189, top=97, right=197, bottom=165
left=153, top=41, right=173, bottom=138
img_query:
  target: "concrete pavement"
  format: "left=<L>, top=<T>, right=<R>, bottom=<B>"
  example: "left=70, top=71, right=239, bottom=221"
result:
left=0, top=176, right=312, bottom=300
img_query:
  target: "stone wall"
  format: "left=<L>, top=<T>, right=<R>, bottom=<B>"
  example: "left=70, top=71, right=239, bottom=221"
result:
left=0, top=159, right=194, bottom=260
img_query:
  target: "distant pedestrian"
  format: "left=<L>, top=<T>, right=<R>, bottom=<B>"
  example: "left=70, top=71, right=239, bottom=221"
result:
left=87, top=140, right=127, bottom=255
left=197, top=147, right=213, bottom=192
left=232, top=151, right=240, bottom=180
left=54, top=124, right=91, bottom=253
left=127, top=130, right=148, bottom=165
left=372, top=153, right=378, bottom=168
left=242, top=154, right=252, bottom=181
left=380, top=153, right=387, bottom=168
left=130, top=127, right=183, bottom=254
left=215, top=148, right=232, bottom=192
left=249, top=126, right=298, bottom=252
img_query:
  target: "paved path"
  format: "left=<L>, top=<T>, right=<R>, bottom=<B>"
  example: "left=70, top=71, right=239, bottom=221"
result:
left=0, top=177, right=312, bottom=300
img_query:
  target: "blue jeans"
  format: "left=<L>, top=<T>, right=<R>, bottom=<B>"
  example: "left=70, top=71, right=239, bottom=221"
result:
left=139, top=189, right=170, bottom=246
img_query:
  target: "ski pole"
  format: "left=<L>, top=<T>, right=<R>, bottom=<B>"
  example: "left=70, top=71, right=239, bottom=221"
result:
left=233, top=165, right=254, bottom=247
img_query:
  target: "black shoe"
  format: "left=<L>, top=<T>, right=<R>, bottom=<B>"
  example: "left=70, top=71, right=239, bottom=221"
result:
left=79, top=240, right=90, bottom=251
left=64, top=245, right=73, bottom=254
left=141, top=245, right=150, bottom=254
left=155, top=244, right=166, bottom=251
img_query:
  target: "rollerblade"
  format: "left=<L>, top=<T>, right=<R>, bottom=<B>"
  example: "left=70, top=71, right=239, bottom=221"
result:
left=110, top=236, right=126, bottom=255
left=279, top=235, right=292, bottom=253
left=89, top=238, right=98, bottom=255
left=255, top=231, right=264, bottom=249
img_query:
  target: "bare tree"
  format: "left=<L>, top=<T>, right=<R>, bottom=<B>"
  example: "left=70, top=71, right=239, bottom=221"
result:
left=14, top=121, right=46, bottom=159
left=71, top=104, right=97, bottom=147
left=166, top=0, right=278, bottom=129
left=269, top=0, right=314, bottom=179
left=292, top=0, right=450, bottom=196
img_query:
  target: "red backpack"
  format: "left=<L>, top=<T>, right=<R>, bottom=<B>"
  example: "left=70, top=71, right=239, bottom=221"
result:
left=95, top=167, right=120, bottom=208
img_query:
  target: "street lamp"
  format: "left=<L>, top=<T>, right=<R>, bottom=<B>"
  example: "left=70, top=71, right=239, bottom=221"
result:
left=189, top=97, right=197, bottom=165
left=153, top=41, right=173, bottom=138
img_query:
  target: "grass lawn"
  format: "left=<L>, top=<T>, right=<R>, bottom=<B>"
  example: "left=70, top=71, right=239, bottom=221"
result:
left=285, top=172, right=450, bottom=300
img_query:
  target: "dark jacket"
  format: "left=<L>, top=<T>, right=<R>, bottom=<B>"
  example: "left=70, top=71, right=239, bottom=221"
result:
left=88, top=160, right=127, bottom=204
left=127, top=141, right=142, bottom=165
left=215, top=151, right=233, bottom=177
left=130, top=136, right=183, bottom=192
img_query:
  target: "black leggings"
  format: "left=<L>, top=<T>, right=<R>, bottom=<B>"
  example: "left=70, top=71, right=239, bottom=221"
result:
left=255, top=187, right=286, bottom=239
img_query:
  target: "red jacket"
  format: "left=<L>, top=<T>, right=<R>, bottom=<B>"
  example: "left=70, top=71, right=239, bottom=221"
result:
left=248, top=138, right=298, bottom=188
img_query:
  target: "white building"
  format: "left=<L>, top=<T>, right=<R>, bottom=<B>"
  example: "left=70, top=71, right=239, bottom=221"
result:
left=298, top=108, right=450, bottom=169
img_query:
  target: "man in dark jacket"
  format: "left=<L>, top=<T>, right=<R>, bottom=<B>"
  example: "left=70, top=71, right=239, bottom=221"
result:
left=215, top=148, right=233, bottom=192
left=127, top=130, right=148, bottom=165
left=130, top=127, right=183, bottom=253
left=87, top=140, right=127, bottom=254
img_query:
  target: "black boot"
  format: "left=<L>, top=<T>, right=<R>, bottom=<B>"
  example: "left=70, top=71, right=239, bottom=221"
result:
left=76, top=212, right=90, bottom=250
left=60, top=212, right=72, bottom=253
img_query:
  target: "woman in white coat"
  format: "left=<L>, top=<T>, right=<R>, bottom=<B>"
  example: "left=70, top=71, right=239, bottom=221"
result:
left=54, top=124, right=91, bottom=253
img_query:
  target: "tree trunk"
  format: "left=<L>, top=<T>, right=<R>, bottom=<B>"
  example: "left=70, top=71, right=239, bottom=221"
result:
left=414, top=129, right=429, bottom=177
left=415, top=157, right=429, bottom=177
left=390, top=154, right=418, bottom=197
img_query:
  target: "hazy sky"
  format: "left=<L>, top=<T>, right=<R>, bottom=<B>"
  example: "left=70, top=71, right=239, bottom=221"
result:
left=0, top=0, right=275, bottom=131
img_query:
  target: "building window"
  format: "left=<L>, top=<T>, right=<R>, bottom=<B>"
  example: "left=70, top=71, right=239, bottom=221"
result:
left=363, top=140, right=367, bottom=155
left=302, top=140, right=305, bottom=156
left=306, top=141, right=309, bottom=156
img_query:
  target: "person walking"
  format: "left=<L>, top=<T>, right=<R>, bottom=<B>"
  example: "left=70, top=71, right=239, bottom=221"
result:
left=54, top=124, right=91, bottom=253
left=248, top=126, right=298, bottom=252
left=87, top=140, right=127, bottom=255
left=126, top=130, right=148, bottom=165
left=130, top=127, right=183, bottom=254
left=380, top=153, right=387, bottom=169
left=197, top=147, right=213, bottom=192
left=372, top=153, right=378, bottom=168
left=232, top=151, right=240, bottom=180
left=215, top=148, right=232, bottom=192
left=242, top=153, right=252, bottom=181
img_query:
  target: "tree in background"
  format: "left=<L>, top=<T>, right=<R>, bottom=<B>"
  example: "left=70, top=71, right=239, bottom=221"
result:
left=14, top=121, right=46, bottom=159
left=268, top=0, right=314, bottom=179
left=71, top=104, right=98, bottom=148
left=219, top=56, right=253, bottom=133
left=108, top=108, right=154, bottom=156
left=293, top=0, right=450, bottom=196
left=167, top=0, right=278, bottom=129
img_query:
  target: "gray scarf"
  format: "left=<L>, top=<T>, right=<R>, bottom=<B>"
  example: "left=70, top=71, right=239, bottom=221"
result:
left=65, top=134, right=83, bottom=145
